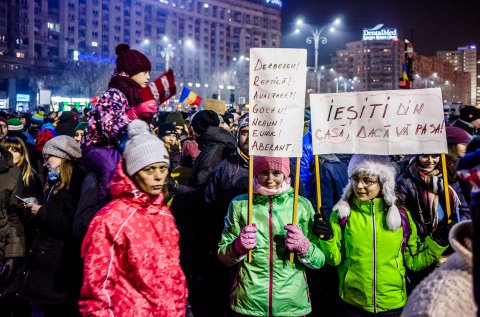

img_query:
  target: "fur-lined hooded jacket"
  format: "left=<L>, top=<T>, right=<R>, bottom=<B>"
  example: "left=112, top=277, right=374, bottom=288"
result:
left=320, top=155, right=448, bottom=314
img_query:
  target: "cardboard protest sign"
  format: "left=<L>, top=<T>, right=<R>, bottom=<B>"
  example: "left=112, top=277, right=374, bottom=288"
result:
left=309, top=88, right=447, bottom=155
left=249, top=48, right=307, bottom=157
left=204, top=98, right=226, bottom=115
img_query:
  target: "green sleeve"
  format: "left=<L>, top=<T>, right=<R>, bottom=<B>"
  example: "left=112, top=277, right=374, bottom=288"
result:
left=319, top=210, right=344, bottom=267
left=404, top=210, right=448, bottom=271
left=218, top=199, right=246, bottom=267
left=297, top=197, right=325, bottom=270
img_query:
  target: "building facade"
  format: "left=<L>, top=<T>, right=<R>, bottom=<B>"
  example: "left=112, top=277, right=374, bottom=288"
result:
left=331, top=39, right=403, bottom=92
left=437, top=45, right=479, bottom=105
left=329, top=38, right=471, bottom=104
left=0, top=0, right=282, bottom=111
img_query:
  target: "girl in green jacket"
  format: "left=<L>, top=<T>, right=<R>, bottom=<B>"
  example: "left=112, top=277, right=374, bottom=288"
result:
left=218, top=156, right=325, bottom=317
left=313, top=154, right=449, bottom=317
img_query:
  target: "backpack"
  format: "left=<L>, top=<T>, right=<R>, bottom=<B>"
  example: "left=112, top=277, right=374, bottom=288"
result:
left=339, top=207, right=411, bottom=253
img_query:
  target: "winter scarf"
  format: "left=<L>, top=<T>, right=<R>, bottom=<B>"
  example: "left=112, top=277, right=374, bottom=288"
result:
left=108, top=71, right=142, bottom=107
left=253, top=177, right=291, bottom=196
left=408, top=160, right=460, bottom=231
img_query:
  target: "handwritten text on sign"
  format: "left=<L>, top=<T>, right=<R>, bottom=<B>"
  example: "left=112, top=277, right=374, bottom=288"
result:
left=309, top=88, right=447, bottom=155
left=249, top=48, right=306, bottom=157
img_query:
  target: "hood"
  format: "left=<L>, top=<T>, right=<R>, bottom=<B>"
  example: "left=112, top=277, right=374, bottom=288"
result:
left=448, top=220, right=473, bottom=267
left=335, top=154, right=400, bottom=231
left=40, top=122, right=57, bottom=132
left=197, top=125, right=236, bottom=151
left=110, top=160, right=165, bottom=209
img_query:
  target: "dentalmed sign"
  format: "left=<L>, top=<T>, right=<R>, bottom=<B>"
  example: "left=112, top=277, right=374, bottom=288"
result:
left=309, top=88, right=447, bottom=155
left=249, top=48, right=306, bottom=157
left=363, top=24, right=398, bottom=41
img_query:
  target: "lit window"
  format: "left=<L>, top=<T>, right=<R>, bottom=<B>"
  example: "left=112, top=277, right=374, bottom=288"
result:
left=16, top=52, right=25, bottom=58
left=204, top=3, right=209, bottom=8
left=92, top=41, right=98, bottom=47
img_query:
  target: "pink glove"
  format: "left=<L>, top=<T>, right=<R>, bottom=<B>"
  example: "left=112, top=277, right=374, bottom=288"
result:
left=233, top=224, right=257, bottom=256
left=284, top=224, right=311, bottom=256
left=127, top=100, right=158, bottom=121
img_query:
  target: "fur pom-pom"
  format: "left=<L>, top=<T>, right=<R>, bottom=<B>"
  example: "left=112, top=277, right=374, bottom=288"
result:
left=127, top=119, right=150, bottom=138
left=334, top=199, right=351, bottom=219
left=386, top=205, right=401, bottom=231
left=115, top=43, right=130, bottom=56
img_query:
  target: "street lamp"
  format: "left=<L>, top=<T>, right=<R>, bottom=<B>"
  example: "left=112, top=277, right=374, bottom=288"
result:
left=160, top=44, right=175, bottom=70
left=295, top=17, right=341, bottom=93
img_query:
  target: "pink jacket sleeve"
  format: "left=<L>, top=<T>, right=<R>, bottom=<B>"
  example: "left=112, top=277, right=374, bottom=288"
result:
left=79, top=218, right=119, bottom=317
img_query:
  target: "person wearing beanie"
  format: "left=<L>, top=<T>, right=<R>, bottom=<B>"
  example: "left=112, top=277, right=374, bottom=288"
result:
left=0, top=116, right=8, bottom=143
left=396, top=150, right=470, bottom=292
left=55, top=111, right=77, bottom=137
left=30, top=112, right=44, bottom=126
left=190, top=109, right=220, bottom=135
left=82, top=43, right=178, bottom=205
left=446, top=125, right=474, bottom=206
left=79, top=120, right=187, bottom=316
left=313, top=154, right=448, bottom=316
left=74, top=121, right=88, bottom=143
left=456, top=136, right=480, bottom=314
left=400, top=220, right=476, bottom=317
left=166, top=111, right=187, bottom=139
left=0, top=144, right=25, bottom=315
left=221, top=112, right=234, bottom=133
left=21, top=135, right=85, bottom=316
left=156, top=122, right=181, bottom=169
left=198, top=114, right=250, bottom=317
left=446, top=125, right=472, bottom=162
left=218, top=156, right=324, bottom=317
left=460, top=106, right=480, bottom=128
left=7, top=118, right=24, bottom=133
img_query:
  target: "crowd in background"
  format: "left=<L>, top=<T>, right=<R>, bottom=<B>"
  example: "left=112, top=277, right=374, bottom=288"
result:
left=0, top=43, right=477, bottom=317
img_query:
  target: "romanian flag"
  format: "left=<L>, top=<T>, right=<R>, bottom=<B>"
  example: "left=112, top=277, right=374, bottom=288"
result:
left=399, top=63, right=410, bottom=89
left=179, top=87, right=202, bottom=106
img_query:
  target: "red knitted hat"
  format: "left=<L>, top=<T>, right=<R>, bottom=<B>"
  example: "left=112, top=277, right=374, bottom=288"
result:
left=253, top=156, right=290, bottom=178
left=115, top=44, right=151, bottom=77
left=138, top=68, right=176, bottom=105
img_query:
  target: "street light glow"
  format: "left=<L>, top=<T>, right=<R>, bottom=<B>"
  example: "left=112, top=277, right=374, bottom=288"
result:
left=294, top=17, right=343, bottom=92
left=162, top=36, right=168, bottom=42
left=334, top=18, right=341, bottom=25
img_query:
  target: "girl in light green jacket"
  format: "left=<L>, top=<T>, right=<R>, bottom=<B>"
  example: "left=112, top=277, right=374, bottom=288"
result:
left=218, top=156, right=325, bottom=317
left=313, top=154, right=449, bottom=317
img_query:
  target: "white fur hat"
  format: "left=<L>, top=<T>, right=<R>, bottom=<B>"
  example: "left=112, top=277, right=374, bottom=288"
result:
left=334, top=154, right=401, bottom=231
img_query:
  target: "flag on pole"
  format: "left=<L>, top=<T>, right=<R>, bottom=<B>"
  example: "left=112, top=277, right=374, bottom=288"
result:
left=179, top=87, right=202, bottom=106
left=399, top=64, right=410, bottom=89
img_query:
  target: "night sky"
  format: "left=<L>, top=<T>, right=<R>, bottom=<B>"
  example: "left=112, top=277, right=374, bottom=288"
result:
left=280, top=0, right=480, bottom=65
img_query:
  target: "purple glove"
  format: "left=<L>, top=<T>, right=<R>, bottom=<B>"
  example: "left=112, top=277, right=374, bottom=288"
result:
left=233, top=224, right=257, bottom=256
left=127, top=100, right=158, bottom=121
left=284, top=224, right=311, bottom=256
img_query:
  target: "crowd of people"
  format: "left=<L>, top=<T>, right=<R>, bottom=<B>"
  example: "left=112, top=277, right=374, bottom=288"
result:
left=0, top=43, right=478, bottom=317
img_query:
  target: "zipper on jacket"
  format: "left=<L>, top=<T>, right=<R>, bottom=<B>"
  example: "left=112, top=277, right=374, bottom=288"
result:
left=371, top=199, right=377, bottom=314
left=268, top=197, right=274, bottom=316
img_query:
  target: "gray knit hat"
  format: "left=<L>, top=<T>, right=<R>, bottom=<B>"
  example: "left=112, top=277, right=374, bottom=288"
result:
left=123, top=120, right=170, bottom=176
left=42, top=135, right=81, bottom=160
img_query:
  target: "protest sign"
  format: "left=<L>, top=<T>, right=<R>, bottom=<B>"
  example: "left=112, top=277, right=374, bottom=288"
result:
left=309, top=88, right=447, bottom=155
left=204, top=98, right=226, bottom=115
left=249, top=48, right=307, bottom=157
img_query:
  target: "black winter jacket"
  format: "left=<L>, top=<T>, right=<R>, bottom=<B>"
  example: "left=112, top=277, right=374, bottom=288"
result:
left=20, top=162, right=85, bottom=304
left=190, top=126, right=236, bottom=190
